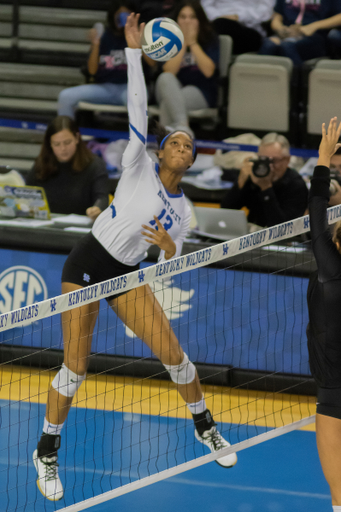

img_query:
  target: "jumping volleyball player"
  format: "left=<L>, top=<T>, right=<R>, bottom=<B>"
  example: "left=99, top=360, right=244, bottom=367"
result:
left=33, top=13, right=237, bottom=501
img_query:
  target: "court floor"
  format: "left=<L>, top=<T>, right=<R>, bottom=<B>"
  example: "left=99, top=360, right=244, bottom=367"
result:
left=0, top=366, right=330, bottom=512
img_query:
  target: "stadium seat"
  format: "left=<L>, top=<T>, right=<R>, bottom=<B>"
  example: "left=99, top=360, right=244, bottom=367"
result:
left=0, top=62, right=84, bottom=117
left=0, top=4, right=13, bottom=51
left=227, top=54, right=293, bottom=133
left=307, top=59, right=341, bottom=136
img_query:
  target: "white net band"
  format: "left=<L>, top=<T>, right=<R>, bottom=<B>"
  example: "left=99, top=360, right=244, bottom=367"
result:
left=1, top=206, right=339, bottom=334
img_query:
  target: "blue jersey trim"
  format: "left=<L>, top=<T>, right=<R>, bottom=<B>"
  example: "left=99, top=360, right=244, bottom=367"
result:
left=129, top=123, right=146, bottom=145
left=155, top=164, right=184, bottom=198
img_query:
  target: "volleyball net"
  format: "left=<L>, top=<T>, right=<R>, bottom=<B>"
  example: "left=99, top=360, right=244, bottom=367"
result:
left=2, top=206, right=340, bottom=511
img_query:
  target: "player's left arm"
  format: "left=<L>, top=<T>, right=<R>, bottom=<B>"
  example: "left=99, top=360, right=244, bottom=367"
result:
left=121, top=14, right=148, bottom=170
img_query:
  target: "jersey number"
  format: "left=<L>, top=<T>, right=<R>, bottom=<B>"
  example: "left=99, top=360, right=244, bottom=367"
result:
left=149, top=209, right=173, bottom=231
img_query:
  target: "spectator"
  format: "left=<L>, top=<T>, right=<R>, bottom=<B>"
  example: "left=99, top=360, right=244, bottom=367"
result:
left=221, top=133, right=308, bottom=227
left=58, top=0, right=153, bottom=118
left=259, top=0, right=341, bottom=66
left=137, top=0, right=182, bottom=23
left=26, top=116, right=109, bottom=221
left=328, top=26, right=341, bottom=58
left=154, top=0, right=219, bottom=136
left=201, top=0, right=275, bottom=54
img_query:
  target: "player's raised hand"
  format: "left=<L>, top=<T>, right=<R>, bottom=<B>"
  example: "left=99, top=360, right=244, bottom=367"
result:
left=141, top=216, right=177, bottom=260
left=318, top=117, right=341, bottom=167
left=124, top=13, right=144, bottom=49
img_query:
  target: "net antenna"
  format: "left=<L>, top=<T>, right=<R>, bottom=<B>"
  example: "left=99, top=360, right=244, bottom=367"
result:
left=2, top=207, right=337, bottom=512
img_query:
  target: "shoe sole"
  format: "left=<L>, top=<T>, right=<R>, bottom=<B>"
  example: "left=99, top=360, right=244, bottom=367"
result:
left=195, top=431, right=237, bottom=469
left=32, top=450, right=63, bottom=501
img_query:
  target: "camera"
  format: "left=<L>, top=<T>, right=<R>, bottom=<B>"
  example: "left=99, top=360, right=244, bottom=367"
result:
left=329, top=172, right=341, bottom=195
left=249, top=156, right=273, bottom=178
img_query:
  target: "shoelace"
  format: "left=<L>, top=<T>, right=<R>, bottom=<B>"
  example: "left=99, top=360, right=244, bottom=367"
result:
left=205, top=429, right=225, bottom=451
left=41, top=457, right=59, bottom=482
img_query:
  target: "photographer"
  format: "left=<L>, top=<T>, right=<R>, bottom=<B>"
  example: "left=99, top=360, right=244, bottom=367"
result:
left=221, top=133, right=308, bottom=227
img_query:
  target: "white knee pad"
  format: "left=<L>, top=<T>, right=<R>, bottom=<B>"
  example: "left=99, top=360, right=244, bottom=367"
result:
left=164, top=352, right=196, bottom=385
left=51, top=363, right=86, bottom=397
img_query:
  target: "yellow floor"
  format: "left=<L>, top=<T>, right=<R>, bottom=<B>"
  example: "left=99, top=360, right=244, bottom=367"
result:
left=0, top=365, right=316, bottom=431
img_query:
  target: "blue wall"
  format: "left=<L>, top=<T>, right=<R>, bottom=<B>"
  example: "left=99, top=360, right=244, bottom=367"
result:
left=0, top=247, right=310, bottom=375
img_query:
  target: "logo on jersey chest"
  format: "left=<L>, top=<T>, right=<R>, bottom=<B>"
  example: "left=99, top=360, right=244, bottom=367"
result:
left=157, top=190, right=181, bottom=224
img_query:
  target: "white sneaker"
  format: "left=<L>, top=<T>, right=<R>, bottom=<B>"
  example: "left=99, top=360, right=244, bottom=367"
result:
left=195, top=426, right=238, bottom=468
left=33, top=449, right=64, bottom=501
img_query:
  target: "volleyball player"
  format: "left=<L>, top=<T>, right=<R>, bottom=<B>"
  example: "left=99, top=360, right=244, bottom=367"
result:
left=307, top=117, right=341, bottom=511
left=33, top=13, right=237, bottom=501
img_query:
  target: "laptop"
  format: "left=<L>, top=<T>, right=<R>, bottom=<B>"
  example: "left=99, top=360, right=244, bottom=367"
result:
left=0, top=184, right=51, bottom=220
left=193, top=206, right=248, bottom=241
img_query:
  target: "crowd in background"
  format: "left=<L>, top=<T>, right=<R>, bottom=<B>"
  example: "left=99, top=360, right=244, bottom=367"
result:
left=27, top=0, right=341, bottom=225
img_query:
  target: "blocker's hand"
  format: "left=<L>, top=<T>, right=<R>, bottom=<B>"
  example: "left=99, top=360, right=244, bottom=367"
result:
left=142, top=216, right=176, bottom=260
left=318, top=117, right=341, bottom=167
left=125, top=13, right=144, bottom=49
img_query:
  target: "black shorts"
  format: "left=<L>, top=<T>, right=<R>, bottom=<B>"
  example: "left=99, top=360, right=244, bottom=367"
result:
left=316, top=386, right=341, bottom=420
left=62, top=232, right=140, bottom=301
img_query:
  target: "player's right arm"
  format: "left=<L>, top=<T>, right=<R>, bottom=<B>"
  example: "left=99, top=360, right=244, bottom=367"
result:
left=121, top=14, right=148, bottom=170
left=310, top=118, right=341, bottom=279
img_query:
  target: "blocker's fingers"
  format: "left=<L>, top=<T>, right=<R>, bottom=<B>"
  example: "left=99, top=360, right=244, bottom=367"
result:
left=337, top=122, right=341, bottom=139
left=322, top=122, right=326, bottom=137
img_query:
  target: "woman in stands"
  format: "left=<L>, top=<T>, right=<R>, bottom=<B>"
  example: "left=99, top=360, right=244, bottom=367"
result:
left=307, top=117, right=341, bottom=511
left=57, top=0, right=153, bottom=118
left=33, top=13, right=237, bottom=502
left=155, top=0, right=219, bottom=136
left=26, top=116, right=108, bottom=221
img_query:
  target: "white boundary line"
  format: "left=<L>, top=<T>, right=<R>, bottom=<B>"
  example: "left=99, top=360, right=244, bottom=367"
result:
left=1, top=205, right=340, bottom=334
left=58, top=415, right=315, bottom=511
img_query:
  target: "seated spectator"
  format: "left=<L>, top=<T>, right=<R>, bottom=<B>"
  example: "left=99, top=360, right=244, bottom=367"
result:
left=259, top=0, right=341, bottom=66
left=58, top=0, right=153, bottom=119
left=221, top=133, right=308, bottom=227
left=155, top=0, right=219, bottom=137
left=201, top=0, right=275, bottom=54
left=137, top=0, right=182, bottom=23
left=26, top=116, right=109, bottom=220
left=328, top=26, right=341, bottom=58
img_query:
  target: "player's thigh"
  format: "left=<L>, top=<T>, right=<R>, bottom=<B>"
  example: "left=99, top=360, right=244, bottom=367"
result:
left=110, top=284, right=183, bottom=365
left=61, top=282, right=99, bottom=374
left=316, top=413, right=341, bottom=501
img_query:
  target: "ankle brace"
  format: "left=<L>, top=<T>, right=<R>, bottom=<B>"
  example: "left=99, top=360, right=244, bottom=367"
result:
left=192, top=409, right=216, bottom=436
left=37, top=433, right=61, bottom=458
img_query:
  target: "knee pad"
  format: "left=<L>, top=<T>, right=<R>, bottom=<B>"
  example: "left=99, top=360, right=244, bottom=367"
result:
left=51, top=363, right=86, bottom=397
left=164, top=352, right=196, bottom=385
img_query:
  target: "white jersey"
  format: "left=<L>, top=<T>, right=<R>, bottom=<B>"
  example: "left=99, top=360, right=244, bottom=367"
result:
left=92, top=48, right=192, bottom=267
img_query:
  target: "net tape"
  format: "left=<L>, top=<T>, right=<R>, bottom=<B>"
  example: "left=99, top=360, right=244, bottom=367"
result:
left=1, top=205, right=340, bottom=334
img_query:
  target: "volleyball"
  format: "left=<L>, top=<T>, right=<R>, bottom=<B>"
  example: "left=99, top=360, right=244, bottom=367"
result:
left=141, top=17, right=184, bottom=62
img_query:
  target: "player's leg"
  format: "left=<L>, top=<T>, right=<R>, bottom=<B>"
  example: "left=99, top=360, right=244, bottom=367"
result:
left=110, top=284, right=237, bottom=468
left=34, top=282, right=99, bottom=501
left=316, top=413, right=341, bottom=507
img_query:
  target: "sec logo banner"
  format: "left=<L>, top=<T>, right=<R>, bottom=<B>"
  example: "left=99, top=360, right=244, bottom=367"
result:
left=0, top=266, right=48, bottom=314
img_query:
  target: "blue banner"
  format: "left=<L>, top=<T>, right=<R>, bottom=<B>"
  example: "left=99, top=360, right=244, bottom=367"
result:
left=0, top=247, right=310, bottom=375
